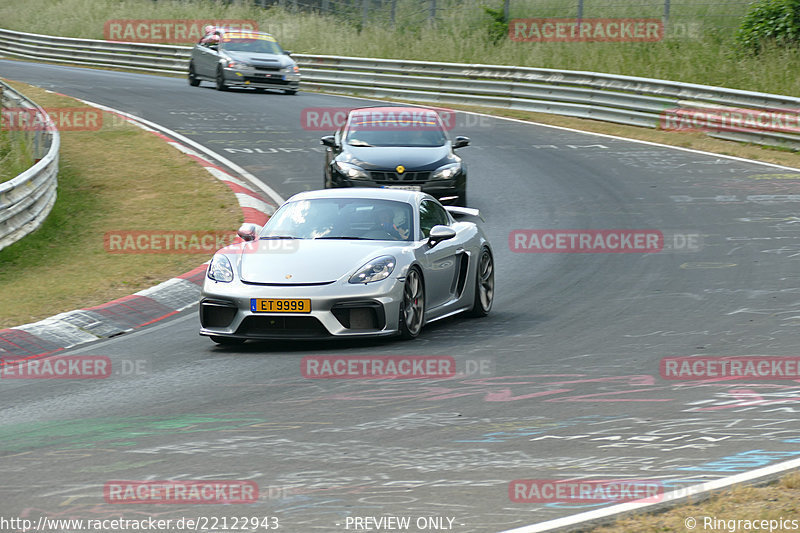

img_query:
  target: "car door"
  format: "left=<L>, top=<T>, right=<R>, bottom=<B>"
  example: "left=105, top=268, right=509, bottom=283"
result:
left=195, top=41, right=219, bottom=77
left=418, top=199, right=460, bottom=310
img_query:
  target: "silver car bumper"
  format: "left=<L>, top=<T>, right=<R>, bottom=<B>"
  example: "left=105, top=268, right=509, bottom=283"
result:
left=199, top=276, right=404, bottom=339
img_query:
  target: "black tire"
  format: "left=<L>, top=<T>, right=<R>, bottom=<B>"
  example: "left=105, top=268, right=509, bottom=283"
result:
left=467, top=247, right=494, bottom=317
left=456, top=190, right=467, bottom=207
left=188, top=64, right=200, bottom=87
left=210, top=336, right=245, bottom=345
left=398, top=267, right=425, bottom=339
left=283, top=89, right=297, bottom=95
left=215, top=67, right=228, bottom=91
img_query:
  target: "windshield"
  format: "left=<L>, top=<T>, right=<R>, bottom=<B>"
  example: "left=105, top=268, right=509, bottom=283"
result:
left=261, top=198, right=414, bottom=241
left=221, top=35, right=283, bottom=54
left=344, top=112, right=448, bottom=147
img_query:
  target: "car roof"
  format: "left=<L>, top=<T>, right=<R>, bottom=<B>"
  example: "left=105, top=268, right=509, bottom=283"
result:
left=348, top=106, right=441, bottom=116
left=214, top=28, right=275, bottom=39
left=285, top=188, right=433, bottom=205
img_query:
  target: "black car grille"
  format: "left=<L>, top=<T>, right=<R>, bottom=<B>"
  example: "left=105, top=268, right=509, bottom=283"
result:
left=253, top=64, right=281, bottom=71
left=236, top=315, right=328, bottom=338
left=370, top=171, right=431, bottom=184
left=200, top=300, right=237, bottom=328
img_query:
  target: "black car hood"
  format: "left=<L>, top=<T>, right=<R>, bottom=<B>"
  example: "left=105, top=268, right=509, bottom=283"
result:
left=342, top=145, right=453, bottom=171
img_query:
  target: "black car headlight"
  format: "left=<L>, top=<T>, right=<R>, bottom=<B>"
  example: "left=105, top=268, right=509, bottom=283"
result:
left=431, top=162, right=461, bottom=180
left=335, top=161, right=369, bottom=180
left=208, top=254, right=234, bottom=283
left=349, top=255, right=396, bottom=284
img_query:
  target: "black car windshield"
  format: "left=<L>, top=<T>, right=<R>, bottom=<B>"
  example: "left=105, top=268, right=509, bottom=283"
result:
left=344, top=112, right=447, bottom=147
left=260, top=198, right=415, bottom=241
left=221, top=35, right=283, bottom=54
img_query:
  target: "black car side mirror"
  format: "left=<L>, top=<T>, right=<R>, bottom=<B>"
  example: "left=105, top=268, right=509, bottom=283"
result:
left=428, top=225, right=456, bottom=247
left=320, top=135, right=337, bottom=148
left=453, top=136, right=470, bottom=149
left=283, top=50, right=292, bottom=55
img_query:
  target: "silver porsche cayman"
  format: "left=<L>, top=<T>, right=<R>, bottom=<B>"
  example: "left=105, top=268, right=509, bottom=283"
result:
left=199, top=188, right=494, bottom=344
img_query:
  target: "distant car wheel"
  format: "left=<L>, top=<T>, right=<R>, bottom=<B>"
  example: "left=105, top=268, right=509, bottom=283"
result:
left=456, top=191, right=467, bottom=207
left=210, top=336, right=245, bottom=345
left=215, top=67, right=228, bottom=91
left=188, top=63, right=200, bottom=87
left=284, top=89, right=297, bottom=95
left=467, top=247, right=494, bottom=317
left=399, top=267, right=425, bottom=339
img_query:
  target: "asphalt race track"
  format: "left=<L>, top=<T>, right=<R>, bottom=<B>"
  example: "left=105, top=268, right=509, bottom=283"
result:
left=3, top=59, right=800, bottom=532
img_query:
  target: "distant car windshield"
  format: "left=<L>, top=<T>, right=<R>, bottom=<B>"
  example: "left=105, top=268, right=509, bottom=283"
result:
left=222, top=36, right=282, bottom=54
left=344, top=112, right=447, bottom=147
left=261, top=198, right=415, bottom=241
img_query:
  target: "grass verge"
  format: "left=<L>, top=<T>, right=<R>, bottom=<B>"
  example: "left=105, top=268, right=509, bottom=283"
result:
left=0, top=115, right=34, bottom=184
left=593, top=472, right=800, bottom=532
left=0, top=0, right=799, bottom=97
left=0, top=80, right=241, bottom=329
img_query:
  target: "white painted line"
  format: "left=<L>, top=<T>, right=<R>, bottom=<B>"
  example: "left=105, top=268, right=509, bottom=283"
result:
left=500, top=457, right=800, bottom=532
left=315, top=92, right=800, bottom=173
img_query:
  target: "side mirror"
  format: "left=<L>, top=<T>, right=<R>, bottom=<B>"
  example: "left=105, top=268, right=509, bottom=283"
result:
left=428, top=225, right=456, bottom=247
left=320, top=135, right=337, bottom=148
left=283, top=50, right=292, bottom=55
left=453, top=136, right=470, bottom=149
left=237, top=223, right=262, bottom=242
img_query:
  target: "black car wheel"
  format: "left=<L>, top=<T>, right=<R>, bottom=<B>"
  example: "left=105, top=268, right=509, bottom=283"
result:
left=467, top=247, right=494, bottom=317
left=399, top=267, right=425, bottom=339
left=188, top=63, right=200, bottom=87
left=215, top=67, right=228, bottom=91
left=456, top=189, right=468, bottom=207
left=283, top=89, right=297, bottom=95
left=210, top=335, right=245, bottom=345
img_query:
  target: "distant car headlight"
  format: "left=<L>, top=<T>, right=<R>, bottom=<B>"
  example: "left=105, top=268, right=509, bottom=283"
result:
left=349, top=255, right=396, bottom=284
left=227, top=61, right=250, bottom=69
left=335, top=161, right=369, bottom=180
left=208, top=254, right=234, bottom=282
left=281, top=65, right=300, bottom=73
left=431, top=162, right=461, bottom=180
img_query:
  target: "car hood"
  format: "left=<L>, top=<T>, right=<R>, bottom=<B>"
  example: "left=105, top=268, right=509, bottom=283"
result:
left=343, top=145, right=452, bottom=171
left=225, top=51, right=292, bottom=68
left=234, top=239, right=407, bottom=284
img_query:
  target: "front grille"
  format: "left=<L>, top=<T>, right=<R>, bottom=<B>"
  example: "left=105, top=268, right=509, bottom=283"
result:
left=253, top=64, right=281, bottom=71
left=370, top=171, right=431, bottom=184
left=241, top=76, right=288, bottom=84
left=331, top=302, right=386, bottom=330
left=236, top=315, right=328, bottom=338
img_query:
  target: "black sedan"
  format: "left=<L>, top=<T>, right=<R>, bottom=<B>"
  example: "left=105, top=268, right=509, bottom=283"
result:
left=322, top=106, right=470, bottom=206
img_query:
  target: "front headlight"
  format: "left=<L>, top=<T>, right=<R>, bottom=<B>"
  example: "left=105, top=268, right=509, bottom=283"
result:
left=335, top=161, right=369, bottom=180
left=208, top=254, right=234, bottom=282
left=349, top=255, right=396, bottom=284
left=227, top=61, right=250, bottom=69
left=431, top=162, right=461, bottom=180
left=282, top=65, right=300, bottom=73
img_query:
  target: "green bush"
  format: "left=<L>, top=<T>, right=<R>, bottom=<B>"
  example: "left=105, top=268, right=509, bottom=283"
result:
left=736, top=0, right=800, bottom=53
left=482, top=4, right=507, bottom=44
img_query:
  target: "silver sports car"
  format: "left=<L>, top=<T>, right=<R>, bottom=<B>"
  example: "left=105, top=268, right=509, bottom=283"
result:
left=199, top=188, right=494, bottom=344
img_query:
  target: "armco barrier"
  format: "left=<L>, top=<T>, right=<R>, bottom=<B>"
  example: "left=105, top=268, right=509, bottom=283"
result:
left=0, top=79, right=59, bottom=251
left=1, top=26, right=800, bottom=150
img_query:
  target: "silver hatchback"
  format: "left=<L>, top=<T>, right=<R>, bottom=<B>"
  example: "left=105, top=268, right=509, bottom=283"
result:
left=188, top=29, right=300, bottom=94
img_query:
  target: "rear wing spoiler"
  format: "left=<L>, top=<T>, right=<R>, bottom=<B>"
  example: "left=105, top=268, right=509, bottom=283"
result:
left=445, top=206, right=484, bottom=222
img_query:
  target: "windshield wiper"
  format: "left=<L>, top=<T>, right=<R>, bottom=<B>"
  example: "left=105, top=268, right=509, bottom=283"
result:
left=260, top=235, right=300, bottom=240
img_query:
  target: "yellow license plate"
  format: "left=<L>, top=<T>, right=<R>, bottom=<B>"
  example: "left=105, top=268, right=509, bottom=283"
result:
left=250, top=298, right=311, bottom=313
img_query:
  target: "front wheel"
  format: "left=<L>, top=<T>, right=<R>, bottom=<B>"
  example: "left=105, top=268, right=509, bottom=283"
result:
left=188, top=63, right=200, bottom=87
left=399, top=268, right=425, bottom=339
left=283, top=89, right=297, bottom=95
left=215, top=67, right=228, bottom=91
left=467, top=247, right=494, bottom=317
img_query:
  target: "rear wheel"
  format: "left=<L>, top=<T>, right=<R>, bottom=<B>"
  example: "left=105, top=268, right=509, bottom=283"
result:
left=284, top=89, right=297, bottom=95
left=467, top=247, right=494, bottom=317
left=210, top=336, right=245, bottom=345
left=215, top=67, right=228, bottom=91
left=188, top=63, right=200, bottom=87
left=399, top=268, right=425, bottom=339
